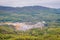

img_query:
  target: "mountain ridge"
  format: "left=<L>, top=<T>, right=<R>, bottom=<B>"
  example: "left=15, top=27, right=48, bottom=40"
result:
left=0, top=6, right=60, bottom=22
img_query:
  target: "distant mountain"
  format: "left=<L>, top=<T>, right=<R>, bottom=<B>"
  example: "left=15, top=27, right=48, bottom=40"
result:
left=0, top=6, right=60, bottom=22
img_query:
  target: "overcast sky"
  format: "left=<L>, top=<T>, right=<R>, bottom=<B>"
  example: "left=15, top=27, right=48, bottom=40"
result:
left=0, top=0, right=60, bottom=8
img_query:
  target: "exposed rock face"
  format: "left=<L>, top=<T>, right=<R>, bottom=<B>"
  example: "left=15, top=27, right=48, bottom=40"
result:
left=12, top=22, right=45, bottom=31
left=0, top=21, right=45, bottom=31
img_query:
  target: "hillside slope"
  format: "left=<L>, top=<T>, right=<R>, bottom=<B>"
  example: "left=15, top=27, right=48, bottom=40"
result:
left=0, top=6, right=60, bottom=22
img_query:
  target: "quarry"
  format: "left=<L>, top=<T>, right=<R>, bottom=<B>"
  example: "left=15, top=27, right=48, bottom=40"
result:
left=0, top=21, right=45, bottom=31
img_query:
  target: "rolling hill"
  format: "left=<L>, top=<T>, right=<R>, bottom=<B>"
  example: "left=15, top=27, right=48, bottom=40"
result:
left=0, top=6, right=60, bottom=40
left=0, top=6, right=60, bottom=22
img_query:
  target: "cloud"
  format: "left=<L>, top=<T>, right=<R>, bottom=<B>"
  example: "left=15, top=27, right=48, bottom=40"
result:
left=0, top=0, right=60, bottom=8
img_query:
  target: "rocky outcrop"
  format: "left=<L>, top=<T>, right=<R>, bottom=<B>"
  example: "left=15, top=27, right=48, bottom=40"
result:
left=0, top=21, right=45, bottom=31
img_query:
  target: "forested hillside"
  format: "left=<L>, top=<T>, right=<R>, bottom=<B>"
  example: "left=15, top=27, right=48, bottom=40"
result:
left=0, top=6, right=60, bottom=22
left=0, top=24, right=60, bottom=40
left=0, top=6, right=60, bottom=40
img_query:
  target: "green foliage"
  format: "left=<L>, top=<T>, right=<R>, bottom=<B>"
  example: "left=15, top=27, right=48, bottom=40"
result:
left=0, top=22, right=60, bottom=40
left=0, top=6, right=60, bottom=40
left=0, top=6, right=60, bottom=22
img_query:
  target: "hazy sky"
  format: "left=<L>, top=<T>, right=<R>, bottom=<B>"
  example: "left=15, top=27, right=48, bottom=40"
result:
left=0, top=0, right=60, bottom=8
